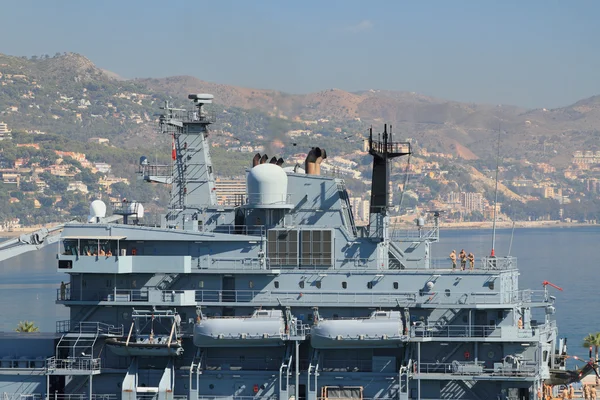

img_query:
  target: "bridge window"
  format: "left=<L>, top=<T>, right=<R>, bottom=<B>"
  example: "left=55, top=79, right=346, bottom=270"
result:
left=342, top=281, right=347, bottom=289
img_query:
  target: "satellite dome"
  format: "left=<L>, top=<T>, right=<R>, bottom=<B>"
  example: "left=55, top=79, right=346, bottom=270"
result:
left=247, top=164, right=288, bottom=206
left=426, top=281, right=435, bottom=290
left=127, top=202, right=145, bottom=219
left=88, top=200, right=107, bottom=223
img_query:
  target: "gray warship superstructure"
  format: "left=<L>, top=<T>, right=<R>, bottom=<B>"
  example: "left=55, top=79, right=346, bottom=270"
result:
left=0, top=94, right=591, bottom=400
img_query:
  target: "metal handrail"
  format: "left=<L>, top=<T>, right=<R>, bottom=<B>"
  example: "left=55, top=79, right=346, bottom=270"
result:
left=200, top=225, right=265, bottom=235
left=58, top=286, right=548, bottom=306
left=46, top=356, right=101, bottom=372
left=415, top=361, right=538, bottom=376
left=55, top=320, right=124, bottom=336
left=411, top=323, right=553, bottom=338
left=245, top=193, right=292, bottom=205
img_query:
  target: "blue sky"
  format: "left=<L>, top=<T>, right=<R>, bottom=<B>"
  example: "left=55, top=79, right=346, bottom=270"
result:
left=1, top=0, right=599, bottom=108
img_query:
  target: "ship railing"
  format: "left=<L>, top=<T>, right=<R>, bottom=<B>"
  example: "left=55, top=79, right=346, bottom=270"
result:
left=415, top=361, right=538, bottom=376
left=42, top=395, right=118, bottom=400
left=200, top=225, right=265, bottom=235
left=509, top=289, right=547, bottom=303
left=198, top=397, right=277, bottom=400
left=389, top=226, right=439, bottom=241
left=45, top=356, right=101, bottom=373
left=0, top=357, right=46, bottom=369
left=288, top=320, right=310, bottom=339
left=428, top=256, right=517, bottom=270
left=480, top=256, right=517, bottom=270
left=55, top=320, right=124, bottom=336
left=136, top=394, right=160, bottom=400
left=179, top=109, right=216, bottom=124
left=369, top=139, right=411, bottom=155
left=412, top=324, right=503, bottom=338
left=320, top=359, right=373, bottom=372
left=245, top=193, right=293, bottom=206
left=1, top=394, right=43, bottom=400
left=412, top=322, right=554, bottom=338
left=204, top=357, right=282, bottom=371
left=58, top=287, right=549, bottom=306
left=205, top=257, right=263, bottom=271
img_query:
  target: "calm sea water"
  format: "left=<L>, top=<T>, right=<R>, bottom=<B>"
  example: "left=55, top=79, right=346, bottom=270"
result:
left=0, top=226, right=597, bottom=360
left=433, top=225, right=600, bottom=361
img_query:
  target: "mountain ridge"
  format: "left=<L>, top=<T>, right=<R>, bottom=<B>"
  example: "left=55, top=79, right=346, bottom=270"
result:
left=2, top=52, right=600, bottom=167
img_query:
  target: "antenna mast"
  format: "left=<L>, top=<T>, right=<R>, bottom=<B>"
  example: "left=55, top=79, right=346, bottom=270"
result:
left=490, top=124, right=501, bottom=257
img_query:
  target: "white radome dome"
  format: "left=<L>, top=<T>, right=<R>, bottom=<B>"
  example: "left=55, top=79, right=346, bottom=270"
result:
left=88, top=200, right=107, bottom=222
left=247, top=164, right=288, bottom=205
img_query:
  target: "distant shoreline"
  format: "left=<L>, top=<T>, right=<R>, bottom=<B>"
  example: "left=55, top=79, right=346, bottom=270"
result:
left=438, top=221, right=596, bottom=230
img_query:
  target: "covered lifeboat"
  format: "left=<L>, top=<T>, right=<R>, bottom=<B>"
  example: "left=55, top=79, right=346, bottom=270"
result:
left=311, top=310, right=407, bottom=349
left=194, top=309, right=287, bottom=347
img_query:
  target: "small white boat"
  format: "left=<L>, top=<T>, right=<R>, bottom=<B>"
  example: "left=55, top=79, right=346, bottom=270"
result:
left=194, top=309, right=287, bottom=347
left=106, top=308, right=183, bottom=357
left=311, top=310, right=407, bottom=349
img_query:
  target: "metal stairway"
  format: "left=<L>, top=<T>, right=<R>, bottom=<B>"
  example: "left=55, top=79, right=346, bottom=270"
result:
left=398, top=360, right=413, bottom=400
left=188, top=349, right=204, bottom=400
left=156, top=273, right=180, bottom=290
left=279, top=344, right=293, bottom=400
left=122, top=357, right=175, bottom=400
left=337, top=181, right=357, bottom=237
left=433, top=307, right=461, bottom=330
left=307, top=349, right=321, bottom=400
left=388, top=241, right=406, bottom=269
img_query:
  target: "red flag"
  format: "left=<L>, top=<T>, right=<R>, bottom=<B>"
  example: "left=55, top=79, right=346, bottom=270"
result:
left=171, top=134, right=176, bottom=161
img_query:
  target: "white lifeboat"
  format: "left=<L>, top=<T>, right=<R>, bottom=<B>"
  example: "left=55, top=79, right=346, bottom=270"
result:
left=311, top=310, right=407, bottom=349
left=194, top=309, right=286, bottom=347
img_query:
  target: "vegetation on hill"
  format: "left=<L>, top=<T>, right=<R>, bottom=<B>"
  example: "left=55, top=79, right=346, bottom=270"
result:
left=1, top=52, right=600, bottom=226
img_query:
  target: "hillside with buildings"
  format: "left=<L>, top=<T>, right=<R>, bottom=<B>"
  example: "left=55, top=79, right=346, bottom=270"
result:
left=1, top=52, right=600, bottom=229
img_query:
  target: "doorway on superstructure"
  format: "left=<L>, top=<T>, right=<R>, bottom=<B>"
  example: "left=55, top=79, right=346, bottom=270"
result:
left=222, top=276, right=235, bottom=302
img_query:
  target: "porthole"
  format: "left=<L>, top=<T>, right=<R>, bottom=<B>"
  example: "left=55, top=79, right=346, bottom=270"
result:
left=367, top=282, right=373, bottom=289
left=249, top=280, right=254, bottom=289
left=488, top=351, right=495, bottom=359
left=489, top=282, right=495, bottom=290
left=316, top=281, right=322, bottom=289
left=209, top=384, right=215, bottom=390
left=445, top=289, right=451, bottom=297
left=342, top=281, right=347, bottom=289
left=274, top=281, right=279, bottom=289
left=393, top=282, right=399, bottom=289
left=299, top=281, right=305, bottom=289
left=122, top=312, right=129, bottom=320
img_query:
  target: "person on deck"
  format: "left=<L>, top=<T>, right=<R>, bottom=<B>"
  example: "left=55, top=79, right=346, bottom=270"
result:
left=449, top=250, right=457, bottom=270
left=468, top=252, right=475, bottom=270
left=459, top=249, right=467, bottom=270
